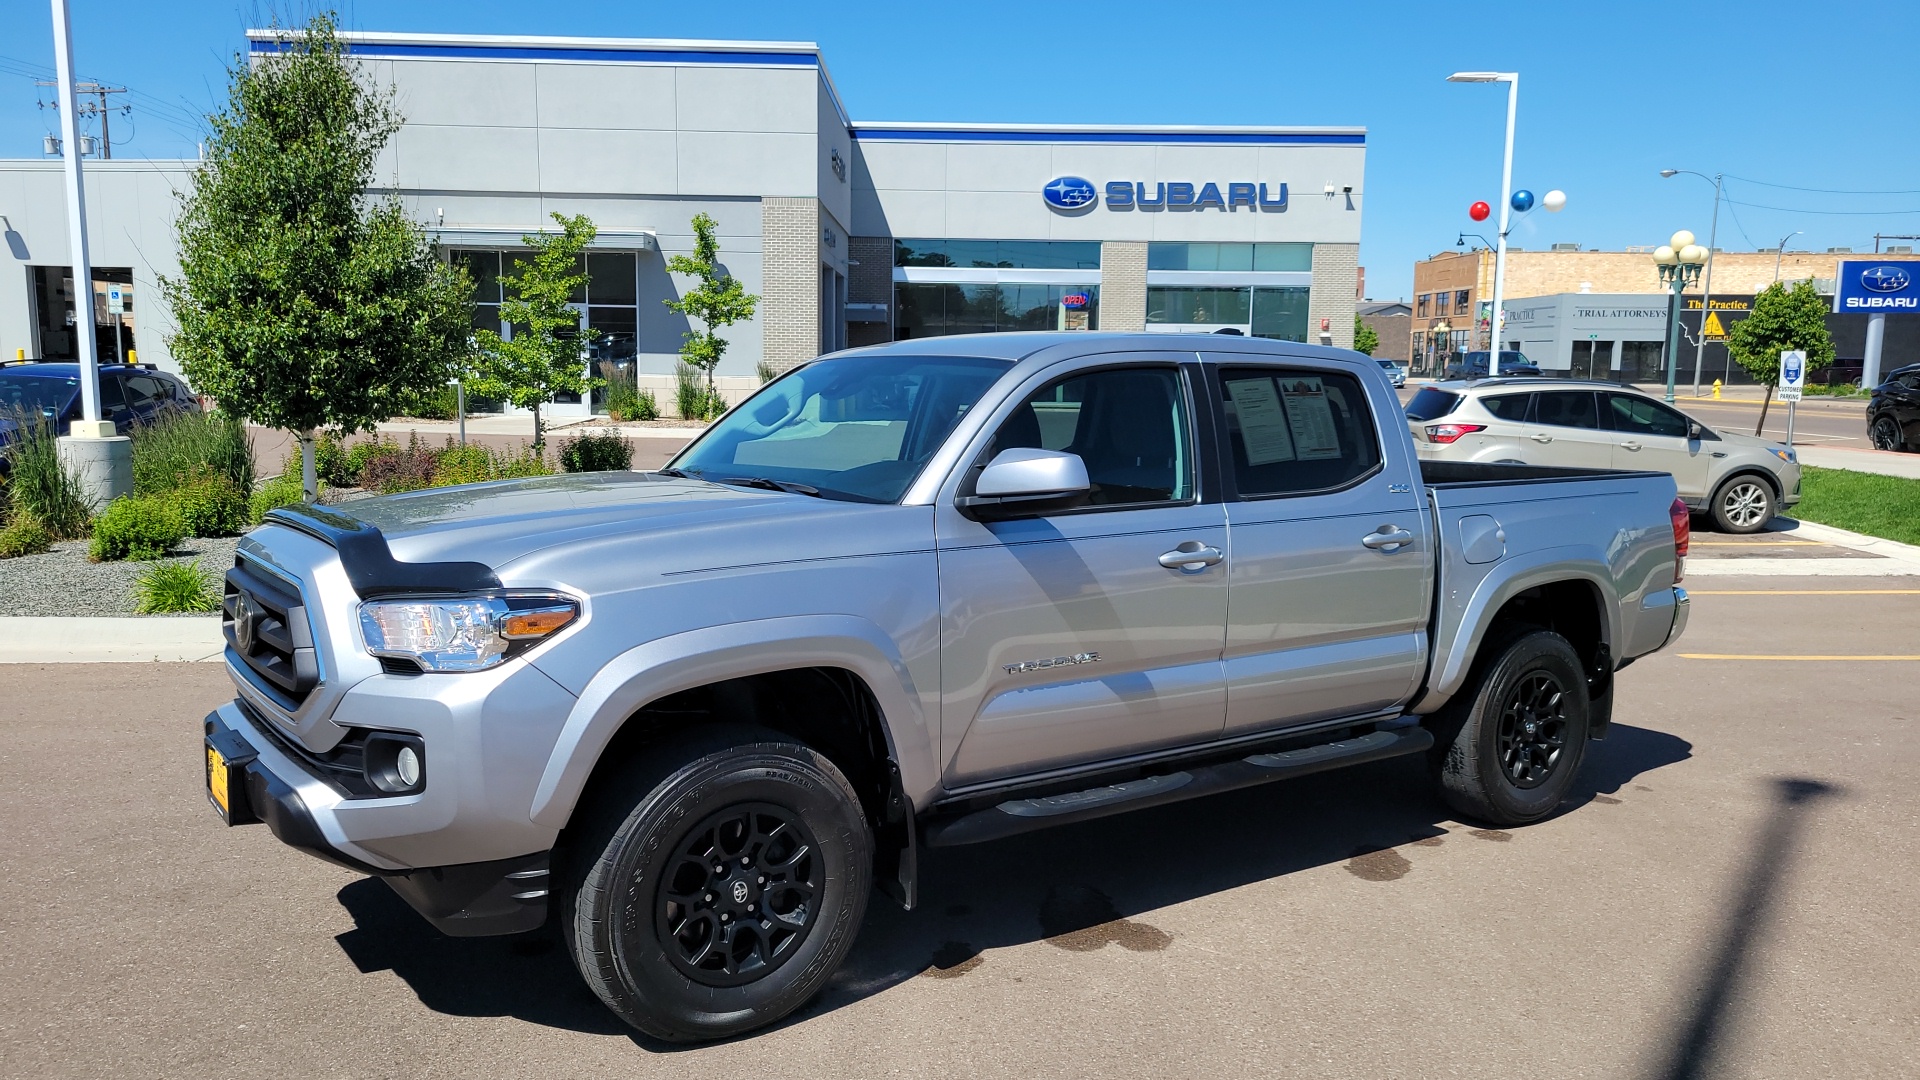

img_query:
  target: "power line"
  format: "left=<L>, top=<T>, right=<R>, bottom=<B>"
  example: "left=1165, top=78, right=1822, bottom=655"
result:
left=1724, top=173, right=1920, bottom=196
left=1724, top=197, right=1920, bottom=217
left=36, top=79, right=127, bottom=158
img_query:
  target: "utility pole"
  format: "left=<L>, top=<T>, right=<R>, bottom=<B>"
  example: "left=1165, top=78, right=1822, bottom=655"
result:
left=35, top=79, right=128, bottom=158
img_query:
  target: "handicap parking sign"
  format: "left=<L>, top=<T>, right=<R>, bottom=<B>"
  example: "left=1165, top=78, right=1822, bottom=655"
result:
left=1779, top=350, right=1806, bottom=402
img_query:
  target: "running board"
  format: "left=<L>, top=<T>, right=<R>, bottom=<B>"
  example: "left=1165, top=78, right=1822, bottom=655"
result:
left=923, top=725, right=1434, bottom=848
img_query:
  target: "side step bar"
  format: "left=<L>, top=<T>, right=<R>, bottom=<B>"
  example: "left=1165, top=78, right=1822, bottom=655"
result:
left=924, top=725, right=1434, bottom=848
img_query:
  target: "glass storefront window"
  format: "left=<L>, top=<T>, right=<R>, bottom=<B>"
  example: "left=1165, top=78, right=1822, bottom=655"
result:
left=1250, top=287, right=1310, bottom=342
left=893, top=239, right=1101, bottom=270
left=1148, top=242, right=1312, bottom=272
left=894, top=283, right=1099, bottom=340
left=451, top=247, right=642, bottom=413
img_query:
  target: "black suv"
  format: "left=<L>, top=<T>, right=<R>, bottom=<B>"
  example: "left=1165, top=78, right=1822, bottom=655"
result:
left=0, top=361, right=200, bottom=442
left=1868, top=363, right=1920, bottom=452
left=1445, top=350, right=1542, bottom=380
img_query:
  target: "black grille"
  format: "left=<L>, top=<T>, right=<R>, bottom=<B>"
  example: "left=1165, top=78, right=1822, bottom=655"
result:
left=224, top=561, right=320, bottom=704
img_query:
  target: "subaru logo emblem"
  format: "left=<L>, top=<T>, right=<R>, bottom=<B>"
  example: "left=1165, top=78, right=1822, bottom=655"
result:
left=1862, top=265, right=1911, bottom=293
left=1042, top=176, right=1099, bottom=211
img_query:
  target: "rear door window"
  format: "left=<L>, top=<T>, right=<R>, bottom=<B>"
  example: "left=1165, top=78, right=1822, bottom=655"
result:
left=1404, top=387, right=1460, bottom=421
left=1481, top=393, right=1533, bottom=422
left=1534, top=391, right=1601, bottom=429
left=1605, top=393, right=1689, bottom=438
left=1217, top=367, right=1381, bottom=497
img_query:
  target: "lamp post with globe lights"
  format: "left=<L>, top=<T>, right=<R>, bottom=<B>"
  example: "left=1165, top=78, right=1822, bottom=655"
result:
left=1661, top=169, right=1723, bottom=395
left=1654, top=232, right=1708, bottom=403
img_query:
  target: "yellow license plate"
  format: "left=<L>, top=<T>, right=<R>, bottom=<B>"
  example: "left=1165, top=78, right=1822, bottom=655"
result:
left=207, top=745, right=230, bottom=815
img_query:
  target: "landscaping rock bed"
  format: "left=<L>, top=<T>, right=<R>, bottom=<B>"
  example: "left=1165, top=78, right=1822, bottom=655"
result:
left=0, top=537, right=242, bottom=617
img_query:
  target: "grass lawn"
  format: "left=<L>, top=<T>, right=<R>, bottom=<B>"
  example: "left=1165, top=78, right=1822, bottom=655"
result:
left=1790, top=466, right=1920, bottom=546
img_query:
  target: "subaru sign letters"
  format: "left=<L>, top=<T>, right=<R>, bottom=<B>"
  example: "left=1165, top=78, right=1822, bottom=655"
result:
left=1835, top=261, right=1919, bottom=312
left=1044, top=177, right=1289, bottom=212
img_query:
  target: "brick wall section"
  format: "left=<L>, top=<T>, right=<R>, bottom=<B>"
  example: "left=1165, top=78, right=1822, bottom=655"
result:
left=1359, top=314, right=1410, bottom=364
left=1309, top=242, right=1358, bottom=349
left=760, top=197, right=820, bottom=372
left=1414, top=249, right=1920, bottom=305
left=1099, top=241, right=1147, bottom=331
left=847, top=236, right=893, bottom=307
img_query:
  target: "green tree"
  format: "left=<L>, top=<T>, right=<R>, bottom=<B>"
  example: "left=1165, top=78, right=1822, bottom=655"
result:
left=663, top=213, right=759, bottom=420
left=161, top=13, right=473, bottom=500
left=1353, top=314, right=1380, bottom=356
left=469, top=213, right=601, bottom=452
left=1726, top=279, right=1835, bottom=434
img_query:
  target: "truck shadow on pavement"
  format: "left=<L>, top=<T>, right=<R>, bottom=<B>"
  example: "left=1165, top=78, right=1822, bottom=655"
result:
left=328, top=722, right=1691, bottom=1048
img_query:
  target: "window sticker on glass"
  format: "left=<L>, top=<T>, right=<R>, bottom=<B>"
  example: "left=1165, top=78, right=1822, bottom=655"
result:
left=1225, top=378, right=1296, bottom=465
left=1277, top=376, right=1343, bottom=461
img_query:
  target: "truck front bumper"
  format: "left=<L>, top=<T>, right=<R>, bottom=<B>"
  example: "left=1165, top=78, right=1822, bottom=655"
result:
left=203, top=704, right=553, bottom=937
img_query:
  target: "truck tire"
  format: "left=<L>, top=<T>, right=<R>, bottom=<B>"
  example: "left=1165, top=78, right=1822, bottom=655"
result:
left=1429, top=629, right=1591, bottom=827
left=1710, top=474, right=1776, bottom=534
left=560, top=727, right=872, bottom=1042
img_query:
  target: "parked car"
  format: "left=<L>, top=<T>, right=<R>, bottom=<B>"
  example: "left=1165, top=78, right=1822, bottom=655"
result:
left=1406, top=377, right=1800, bottom=533
left=1867, top=363, right=1920, bottom=452
left=0, top=361, right=200, bottom=443
left=1375, top=357, right=1408, bottom=387
left=205, top=333, right=1689, bottom=1042
left=1445, top=350, right=1541, bottom=380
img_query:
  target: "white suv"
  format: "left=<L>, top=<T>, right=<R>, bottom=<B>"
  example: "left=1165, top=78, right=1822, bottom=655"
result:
left=1405, top=378, right=1801, bottom=533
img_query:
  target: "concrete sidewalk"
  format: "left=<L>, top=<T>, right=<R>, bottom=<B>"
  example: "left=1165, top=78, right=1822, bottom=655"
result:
left=0, top=617, right=223, bottom=664
left=1796, top=445, right=1920, bottom=480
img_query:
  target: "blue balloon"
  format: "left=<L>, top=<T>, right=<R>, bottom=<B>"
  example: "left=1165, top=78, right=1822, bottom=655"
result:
left=1510, top=189, right=1536, bottom=212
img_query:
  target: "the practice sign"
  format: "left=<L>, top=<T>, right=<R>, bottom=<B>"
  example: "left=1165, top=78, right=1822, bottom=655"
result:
left=1834, top=261, right=1919, bottom=312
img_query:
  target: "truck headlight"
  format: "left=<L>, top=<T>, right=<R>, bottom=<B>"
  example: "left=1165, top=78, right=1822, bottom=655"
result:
left=358, top=595, right=578, bottom=672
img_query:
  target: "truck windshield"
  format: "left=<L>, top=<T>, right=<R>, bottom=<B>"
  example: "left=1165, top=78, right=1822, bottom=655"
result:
left=671, top=354, right=1013, bottom=503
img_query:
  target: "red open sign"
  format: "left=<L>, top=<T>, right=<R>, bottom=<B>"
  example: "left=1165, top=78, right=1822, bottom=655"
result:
left=1062, top=293, right=1090, bottom=309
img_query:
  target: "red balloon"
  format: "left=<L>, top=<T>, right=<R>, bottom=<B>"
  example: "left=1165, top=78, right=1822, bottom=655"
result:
left=1469, top=201, right=1491, bottom=222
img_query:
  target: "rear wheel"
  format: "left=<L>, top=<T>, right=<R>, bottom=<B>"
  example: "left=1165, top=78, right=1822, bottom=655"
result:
left=1710, top=475, right=1776, bottom=534
left=561, top=728, right=872, bottom=1042
left=1429, top=629, right=1591, bottom=826
left=1870, top=415, right=1907, bottom=452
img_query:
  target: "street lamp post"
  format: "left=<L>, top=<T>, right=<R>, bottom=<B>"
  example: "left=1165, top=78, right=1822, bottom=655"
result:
left=1431, top=318, right=1452, bottom=375
left=1773, top=230, right=1804, bottom=284
left=1661, top=169, right=1723, bottom=395
left=1654, top=232, right=1708, bottom=404
left=1450, top=72, right=1518, bottom=357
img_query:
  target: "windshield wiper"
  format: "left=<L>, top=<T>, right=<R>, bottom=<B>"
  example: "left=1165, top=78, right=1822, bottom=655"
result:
left=712, top=475, right=823, bottom=497
left=655, top=466, right=690, bottom=478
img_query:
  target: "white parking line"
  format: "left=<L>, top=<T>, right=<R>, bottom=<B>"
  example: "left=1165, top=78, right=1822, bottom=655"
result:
left=1684, top=558, right=1920, bottom=577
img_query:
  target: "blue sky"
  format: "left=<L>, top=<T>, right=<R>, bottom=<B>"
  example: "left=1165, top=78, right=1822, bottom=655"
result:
left=3, top=1, right=1917, bottom=297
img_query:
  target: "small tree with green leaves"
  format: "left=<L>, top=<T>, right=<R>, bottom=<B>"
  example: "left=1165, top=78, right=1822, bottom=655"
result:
left=663, top=213, right=759, bottom=420
left=1726, top=279, right=1835, bottom=434
left=470, top=213, right=600, bottom=451
left=1353, top=314, right=1380, bottom=356
left=162, top=13, right=474, bottom=500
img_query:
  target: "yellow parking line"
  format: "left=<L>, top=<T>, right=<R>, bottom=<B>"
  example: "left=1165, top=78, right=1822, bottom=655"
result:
left=1686, top=589, right=1920, bottom=595
left=1681, top=653, right=1920, bottom=661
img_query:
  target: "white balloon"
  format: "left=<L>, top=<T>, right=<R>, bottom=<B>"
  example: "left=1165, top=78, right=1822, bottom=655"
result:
left=1671, top=230, right=1696, bottom=250
left=1543, top=189, right=1567, bottom=212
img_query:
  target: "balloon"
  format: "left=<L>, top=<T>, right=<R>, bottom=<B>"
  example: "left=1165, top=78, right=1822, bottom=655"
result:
left=1670, top=230, right=1695, bottom=250
left=1510, top=189, right=1535, bottom=212
left=1543, top=189, right=1567, bottom=212
left=1469, top=201, right=1491, bottom=222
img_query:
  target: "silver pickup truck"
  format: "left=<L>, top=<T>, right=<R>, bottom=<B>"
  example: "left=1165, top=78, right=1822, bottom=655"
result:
left=203, top=332, right=1690, bottom=1041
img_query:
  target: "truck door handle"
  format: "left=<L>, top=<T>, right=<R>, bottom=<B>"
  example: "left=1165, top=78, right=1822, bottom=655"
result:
left=1361, top=526, right=1415, bottom=552
left=1620, top=441, right=1642, bottom=451
left=1158, top=542, right=1223, bottom=571
left=1529, top=432, right=1554, bottom=443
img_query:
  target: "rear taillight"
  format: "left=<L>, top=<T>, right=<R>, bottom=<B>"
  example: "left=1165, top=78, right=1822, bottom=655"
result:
left=1669, top=496, right=1690, bottom=581
left=1425, top=423, right=1488, bottom=445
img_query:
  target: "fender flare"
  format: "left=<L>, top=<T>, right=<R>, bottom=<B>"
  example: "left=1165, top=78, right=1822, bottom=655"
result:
left=527, top=614, right=935, bottom=829
left=1413, top=545, right=1622, bottom=715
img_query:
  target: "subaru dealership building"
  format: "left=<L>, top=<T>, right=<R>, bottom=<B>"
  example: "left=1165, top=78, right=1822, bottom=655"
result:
left=0, top=32, right=1366, bottom=415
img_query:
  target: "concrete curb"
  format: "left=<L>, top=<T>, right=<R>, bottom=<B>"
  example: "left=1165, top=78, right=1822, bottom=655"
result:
left=1770, top=517, right=1920, bottom=566
left=0, top=617, right=224, bottom=664
left=1796, top=445, right=1920, bottom=481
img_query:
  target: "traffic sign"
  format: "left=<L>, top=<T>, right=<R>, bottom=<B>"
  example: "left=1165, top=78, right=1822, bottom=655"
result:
left=107, top=284, right=124, bottom=315
left=1779, top=349, right=1806, bottom=403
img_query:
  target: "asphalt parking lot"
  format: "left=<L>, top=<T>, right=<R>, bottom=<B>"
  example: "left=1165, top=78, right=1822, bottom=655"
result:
left=2, top=538, right=1916, bottom=1079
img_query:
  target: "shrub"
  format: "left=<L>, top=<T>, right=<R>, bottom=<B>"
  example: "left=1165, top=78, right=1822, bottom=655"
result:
left=432, top=443, right=496, bottom=487
left=4, top=408, right=92, bottom=538
left=492, top=443, right=553, bottom=479
left=392, top=383, right=460, bottom=421
left=358, top=432, right=439, bottom=494
left=559, top=432, right=634, bottom=473
left=633, top=388, right=661, bottom=421
left=169, top=473, right=251, bottom=537
left=89, top=494, right=186, bottom=561
left=249, top=473, right=308, bottom=525
left=757, top=360, right=778, bottom=384
left=132, top=558, right=222, bottom=614
left=0, top=514, right=51, bottom=559
left=343, top=438, right=388, bottom=485
left=601, top=363, right=640, bottom=422
left=674, top=362, right=717, bottom=421
left=308, top=432, right=354, bottom=487
left=131, top=410, right=254, bottom=496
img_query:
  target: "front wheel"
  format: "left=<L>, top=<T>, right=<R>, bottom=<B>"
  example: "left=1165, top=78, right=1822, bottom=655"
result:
left=1710, top=475, right=1777, bottom=533
left=1429, top=629, right=1591, bottom=827
left=1870, top=415, right=1907, bottom=452
left=561, top=728, right=872, bottom=1042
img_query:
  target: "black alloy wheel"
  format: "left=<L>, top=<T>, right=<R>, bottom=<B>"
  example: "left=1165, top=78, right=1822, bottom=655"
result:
left=1494, top=672, right=1569, bottom=789
left=1870, top=415, right=1906, bottom=452
left=655, top=802, right=822, bottom=988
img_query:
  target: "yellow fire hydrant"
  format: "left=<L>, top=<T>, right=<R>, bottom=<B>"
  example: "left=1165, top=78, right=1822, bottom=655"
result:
left=1712, top=379, right=1722, bottom=400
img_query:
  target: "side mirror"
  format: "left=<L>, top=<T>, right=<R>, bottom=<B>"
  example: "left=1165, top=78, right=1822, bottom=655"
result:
left=957, top=448, right=1090, bottom=521
left=1688, top=421, right=1703, bottom=440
